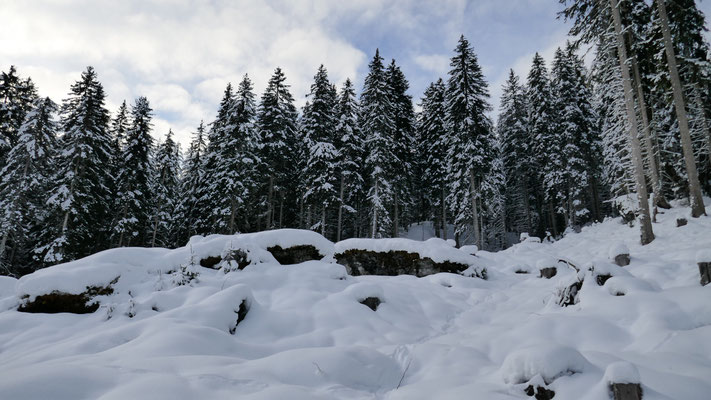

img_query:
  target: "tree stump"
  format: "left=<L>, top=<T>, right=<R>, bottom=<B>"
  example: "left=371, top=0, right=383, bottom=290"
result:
left=614, top=254, right=630, bottom=267
left=610, top=383, right=642, bottom=400
left=699, top=262, right=711, bottom=287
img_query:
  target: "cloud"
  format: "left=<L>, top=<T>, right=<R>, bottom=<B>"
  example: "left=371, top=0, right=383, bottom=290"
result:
left=412, top=54, right=450, bottom=75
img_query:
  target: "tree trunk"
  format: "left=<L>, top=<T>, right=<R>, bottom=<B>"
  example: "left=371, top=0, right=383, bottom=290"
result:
left=610, top=0, right=655, bottom=245
left=267, top=175, right=274, bottom=229
left=337, top=174, right=344, bottom=242
left=469, top=169, right=481, bottom=248
left=321, top=206, right=326, bottom=237
left=693, top=86, right=711, bottom=171
left=229, top=197, right=236, bottom=234
left=441, top=186, right=447, bottom=241
left=629, top=40, right=671, bottom=210
left=393, top=190, right=399, bottom=238
left=655, top=0, right=707, bottom=218
left=371, top=181, right=378, bottom=238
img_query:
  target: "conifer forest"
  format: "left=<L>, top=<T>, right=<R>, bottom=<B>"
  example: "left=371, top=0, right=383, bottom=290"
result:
left=1, top=0, right=711, bottom=277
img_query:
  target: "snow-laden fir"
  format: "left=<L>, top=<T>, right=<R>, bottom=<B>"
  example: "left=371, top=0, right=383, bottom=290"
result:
left=0, top=201, right=709, bottom=399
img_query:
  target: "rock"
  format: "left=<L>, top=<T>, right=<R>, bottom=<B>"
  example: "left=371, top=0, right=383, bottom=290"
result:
left=223, top=249, right=250, bottom=270
left=335, top=249, right=474, bottom=277
left=699, top=262, right=711, bottom=287
left=515, top=269, right=530, bottom=274
left=229, top=299, right=250, bottom=334
left=539, top=267, right=557, bottom=279
left=610, top=383, right=642, bottom=400
left=18, top=282, right=115, bottom=314
left=359, top=296, right=381, bottom=311
left=596, top=274, right=612, bottom=286
left=614, top=254, right=630, bottom=267
left=525, top=385, right=555, bottom=400
left=267, top=245, right=323, bottom=265
left=199, top=255, right=222, bottom=269
left=676, top=218, right=687, bottom=227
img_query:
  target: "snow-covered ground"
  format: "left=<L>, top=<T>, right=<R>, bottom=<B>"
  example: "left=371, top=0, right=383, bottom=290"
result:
left=0, top=203, right=710, bottom=399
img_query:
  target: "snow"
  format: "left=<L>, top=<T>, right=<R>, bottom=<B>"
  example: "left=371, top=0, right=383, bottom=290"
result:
left=696, top=249, right=711, bottom=263
left=335, top=237, right=479, bottom=266
left=603, top=361, right=640, bottom=384
left=608, top=241, right=630, bottom=258
left=1, top=202, right=711, bottom=399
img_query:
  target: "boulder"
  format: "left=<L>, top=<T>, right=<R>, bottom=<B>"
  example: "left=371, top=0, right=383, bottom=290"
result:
left=199, top=255, right=222, bottom=269
left=267, top=244, right=323, bottom=265
left=539, top=267, right=557, bottom=279
left=699, top=262, right=710, bottom=287
left=335, top=249, right=473, bottom=277
left=18, top=282, right=115, bottom=314
left=359, top=296, right=381, bottom=311
left=525, top=385, right=555, bottom=400
left=676, top=218, right=687, bottom=227
left=609, top=243, right=631, bottom=267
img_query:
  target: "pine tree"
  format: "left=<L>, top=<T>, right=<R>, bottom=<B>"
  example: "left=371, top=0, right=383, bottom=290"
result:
left=149, top=129, right=181, bottom=247
left=386, top=60, right=416, bottom=236
left=481, top=136, right=507, bottom=250
left=418, top=79, right=449, bottom=239
left=0, top=97, right=57, bottom=275
left=334, top=78, right=365, bottom=240
left=113, top=96, right=154, bottom=247
left=444, top=35, right=494, bottom=247
left=175, top=121, right=207, bottom=244
left=302, top=65, right=339, bottom=237
left=497, top=70, right=533, bottom=236
left=360, top=49, right=397, bottom=238
left=257, top=68, right=299, bottom=229
left=40, top=66, right=114, bottom=263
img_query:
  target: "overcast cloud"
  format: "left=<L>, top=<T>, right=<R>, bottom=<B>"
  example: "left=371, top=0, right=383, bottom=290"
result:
left=2, top=0, right=709, bottom=146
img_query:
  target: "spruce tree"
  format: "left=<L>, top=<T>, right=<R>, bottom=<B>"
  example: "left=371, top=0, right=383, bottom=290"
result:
left=360, top=49, right=397, bottom=238
left=386, top=60, right=416, bottom=236
left=113, top=97, right=154, bottom=247
left=334, top=78, right=365, bottom=240
left=149, top=129, right=181, bottom=247
left=418, top=79, right=449, bottom=239
left=444, top=35, right=494, bottom=247
left=527, top=53, right=562, bottom=237
left=40, top=67, right=114, bottom=263
left=257, top=67, right=299, bottom=229
left=302, top=65, right=339, bottom=237
left=0, top=97, right=57, bottom=275
left=175, top=121, right=207, bottom=244
left=497, top=70, right=533, bottom=236
left=0, top=66, right=38, bottom=169
left=481, top=136, right=507, bottom=250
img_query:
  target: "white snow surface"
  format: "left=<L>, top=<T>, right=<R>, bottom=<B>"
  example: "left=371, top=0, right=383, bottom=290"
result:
left=1, top=204, right=711, bottom=399
left=608, top=241, right=630, bottom=259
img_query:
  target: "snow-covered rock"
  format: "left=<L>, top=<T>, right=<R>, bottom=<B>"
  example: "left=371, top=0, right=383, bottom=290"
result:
left=500, top=344, right=592, bottom=384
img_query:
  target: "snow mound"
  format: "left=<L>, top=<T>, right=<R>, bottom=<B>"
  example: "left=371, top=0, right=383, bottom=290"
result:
left=696, top=249, right=711, bottom=263
left=603, top=361, right=640, bottom=384
left=608, top=242, right=630, bottom=258
left=500, top=344, right=592, bottom=384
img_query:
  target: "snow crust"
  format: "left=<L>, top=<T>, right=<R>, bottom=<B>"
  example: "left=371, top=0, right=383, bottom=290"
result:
left=1, top=202, right=711, bottom=399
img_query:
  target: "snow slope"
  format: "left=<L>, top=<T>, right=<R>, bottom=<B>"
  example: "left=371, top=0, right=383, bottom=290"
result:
left=0, top=203, right=710, bottom=399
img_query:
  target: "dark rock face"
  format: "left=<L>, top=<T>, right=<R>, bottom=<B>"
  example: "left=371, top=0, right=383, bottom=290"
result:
left=359, top=297, right=381, bottom=311
left=18, top=282, right=115, bottom=314
left=335, top=249, right=477, bottom=278
left=614, top=254, right=631, bottom=267
left=230, top=299, right=250, bottom=334
left=525, top=385, right=555, bottom=399
left=199, top=255, right=222, bottom=269
left=596, top=274, right=612, bottom=286
left=267, top=245, right=323, bottom=265
left=539, top=267, right=557, bottom=279
left=676, top=218, right=688, bottom=227
left=699, top=262, right=711, bottom=286
left=610, top=383, right=642, bottom=400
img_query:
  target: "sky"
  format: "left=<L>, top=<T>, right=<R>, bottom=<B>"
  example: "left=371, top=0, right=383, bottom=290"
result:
left=2, top=0, right=710, bottom=147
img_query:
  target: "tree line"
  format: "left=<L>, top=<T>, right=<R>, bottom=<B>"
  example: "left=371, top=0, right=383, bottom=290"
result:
left=1, top=0, right=710, bottom=276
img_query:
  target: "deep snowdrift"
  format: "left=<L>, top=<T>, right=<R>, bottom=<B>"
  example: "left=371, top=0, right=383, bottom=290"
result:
left=0, top=203, right=710, bottom=399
